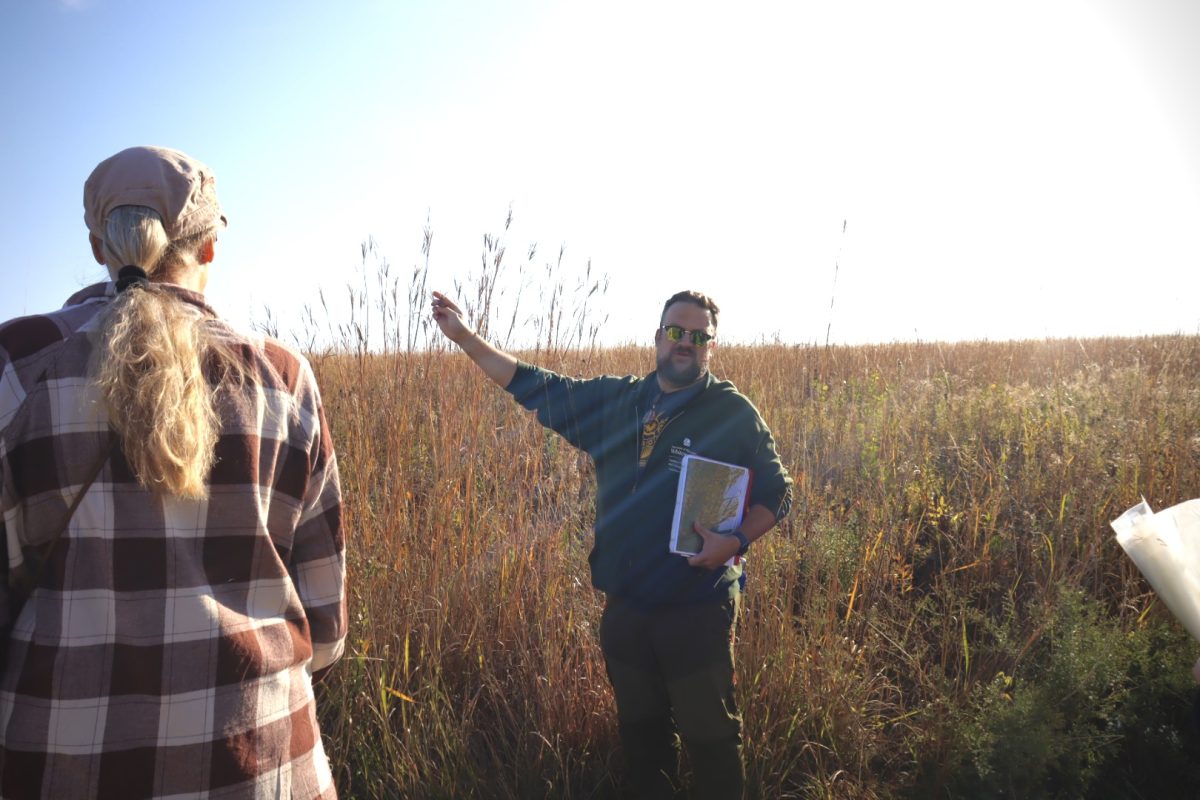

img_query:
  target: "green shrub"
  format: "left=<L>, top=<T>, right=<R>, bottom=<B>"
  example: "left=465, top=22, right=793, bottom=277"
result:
left=934, top=589, right=1197, bottom=799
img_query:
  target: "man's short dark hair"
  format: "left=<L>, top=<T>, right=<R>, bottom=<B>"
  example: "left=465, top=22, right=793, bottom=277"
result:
left=661, top=291, right=720, bottom=328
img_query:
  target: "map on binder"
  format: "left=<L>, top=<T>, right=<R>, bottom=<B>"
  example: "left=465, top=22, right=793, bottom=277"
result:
left=670, top=454, right=750, bottom=557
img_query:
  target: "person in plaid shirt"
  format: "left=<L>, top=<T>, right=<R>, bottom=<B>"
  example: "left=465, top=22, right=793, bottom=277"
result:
left=0, top=146, right=347, bottom=798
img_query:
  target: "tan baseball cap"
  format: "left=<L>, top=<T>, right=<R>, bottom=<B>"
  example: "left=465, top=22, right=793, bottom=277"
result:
left=83, top=145, right=228, bottom=241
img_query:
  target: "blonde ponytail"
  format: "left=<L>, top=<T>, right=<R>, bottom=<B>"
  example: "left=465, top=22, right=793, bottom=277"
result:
left=93, top=206, right=229, bottom=500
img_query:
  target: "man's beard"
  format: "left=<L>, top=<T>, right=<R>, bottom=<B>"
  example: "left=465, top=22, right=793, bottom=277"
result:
left=657, top=348, right=705, bottom=387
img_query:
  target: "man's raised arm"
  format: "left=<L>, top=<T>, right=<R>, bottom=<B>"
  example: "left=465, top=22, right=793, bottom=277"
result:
left=431, top=291, right=519, bottom=388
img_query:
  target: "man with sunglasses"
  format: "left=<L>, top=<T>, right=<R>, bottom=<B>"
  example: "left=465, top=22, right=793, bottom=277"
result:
left=432, top=288, right=792, bottom=799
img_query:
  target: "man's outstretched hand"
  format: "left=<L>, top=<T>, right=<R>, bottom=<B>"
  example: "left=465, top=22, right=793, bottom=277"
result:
left=430, top=290, right=519, bottom=388
left=431, top=291, right=469, bottom=344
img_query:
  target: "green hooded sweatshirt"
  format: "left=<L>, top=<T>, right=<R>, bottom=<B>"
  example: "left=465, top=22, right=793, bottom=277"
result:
left=506, top=362, right=792, bottom=608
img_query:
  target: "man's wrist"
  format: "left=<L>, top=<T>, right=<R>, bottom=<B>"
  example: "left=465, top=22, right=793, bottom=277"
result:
left=730, top=529, right=750, bottom=557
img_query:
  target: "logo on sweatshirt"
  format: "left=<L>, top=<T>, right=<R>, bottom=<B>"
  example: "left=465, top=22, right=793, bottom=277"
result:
left=668, top=442, right=697, bottom=473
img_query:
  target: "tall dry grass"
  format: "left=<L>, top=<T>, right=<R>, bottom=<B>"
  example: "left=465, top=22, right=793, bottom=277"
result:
left=309, top=332, right=1200, bottom=798
left=294, top=227, right=1200, bottom=798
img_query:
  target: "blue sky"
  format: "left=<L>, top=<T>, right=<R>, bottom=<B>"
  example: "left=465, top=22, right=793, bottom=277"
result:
left=3, top=0, right=1198, bottom=348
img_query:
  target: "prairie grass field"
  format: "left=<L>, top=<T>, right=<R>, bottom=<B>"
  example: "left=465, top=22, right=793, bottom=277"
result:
left=308, top=327, right=1200, bottom=799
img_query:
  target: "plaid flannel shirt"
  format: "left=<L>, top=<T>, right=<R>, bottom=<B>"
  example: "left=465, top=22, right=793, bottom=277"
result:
left=0, top=283, right=347, bottom=799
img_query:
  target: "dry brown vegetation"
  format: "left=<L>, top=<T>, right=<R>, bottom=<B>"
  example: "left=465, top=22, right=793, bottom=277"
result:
left=310, top=331, right=1200, bottom=799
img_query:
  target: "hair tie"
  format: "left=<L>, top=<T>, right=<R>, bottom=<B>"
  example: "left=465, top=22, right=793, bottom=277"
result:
left=116, top=265, right=150, bottom=293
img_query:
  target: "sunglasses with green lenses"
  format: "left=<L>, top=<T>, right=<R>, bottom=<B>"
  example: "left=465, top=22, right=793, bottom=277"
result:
left=659, top=324, right=715, bottom=346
